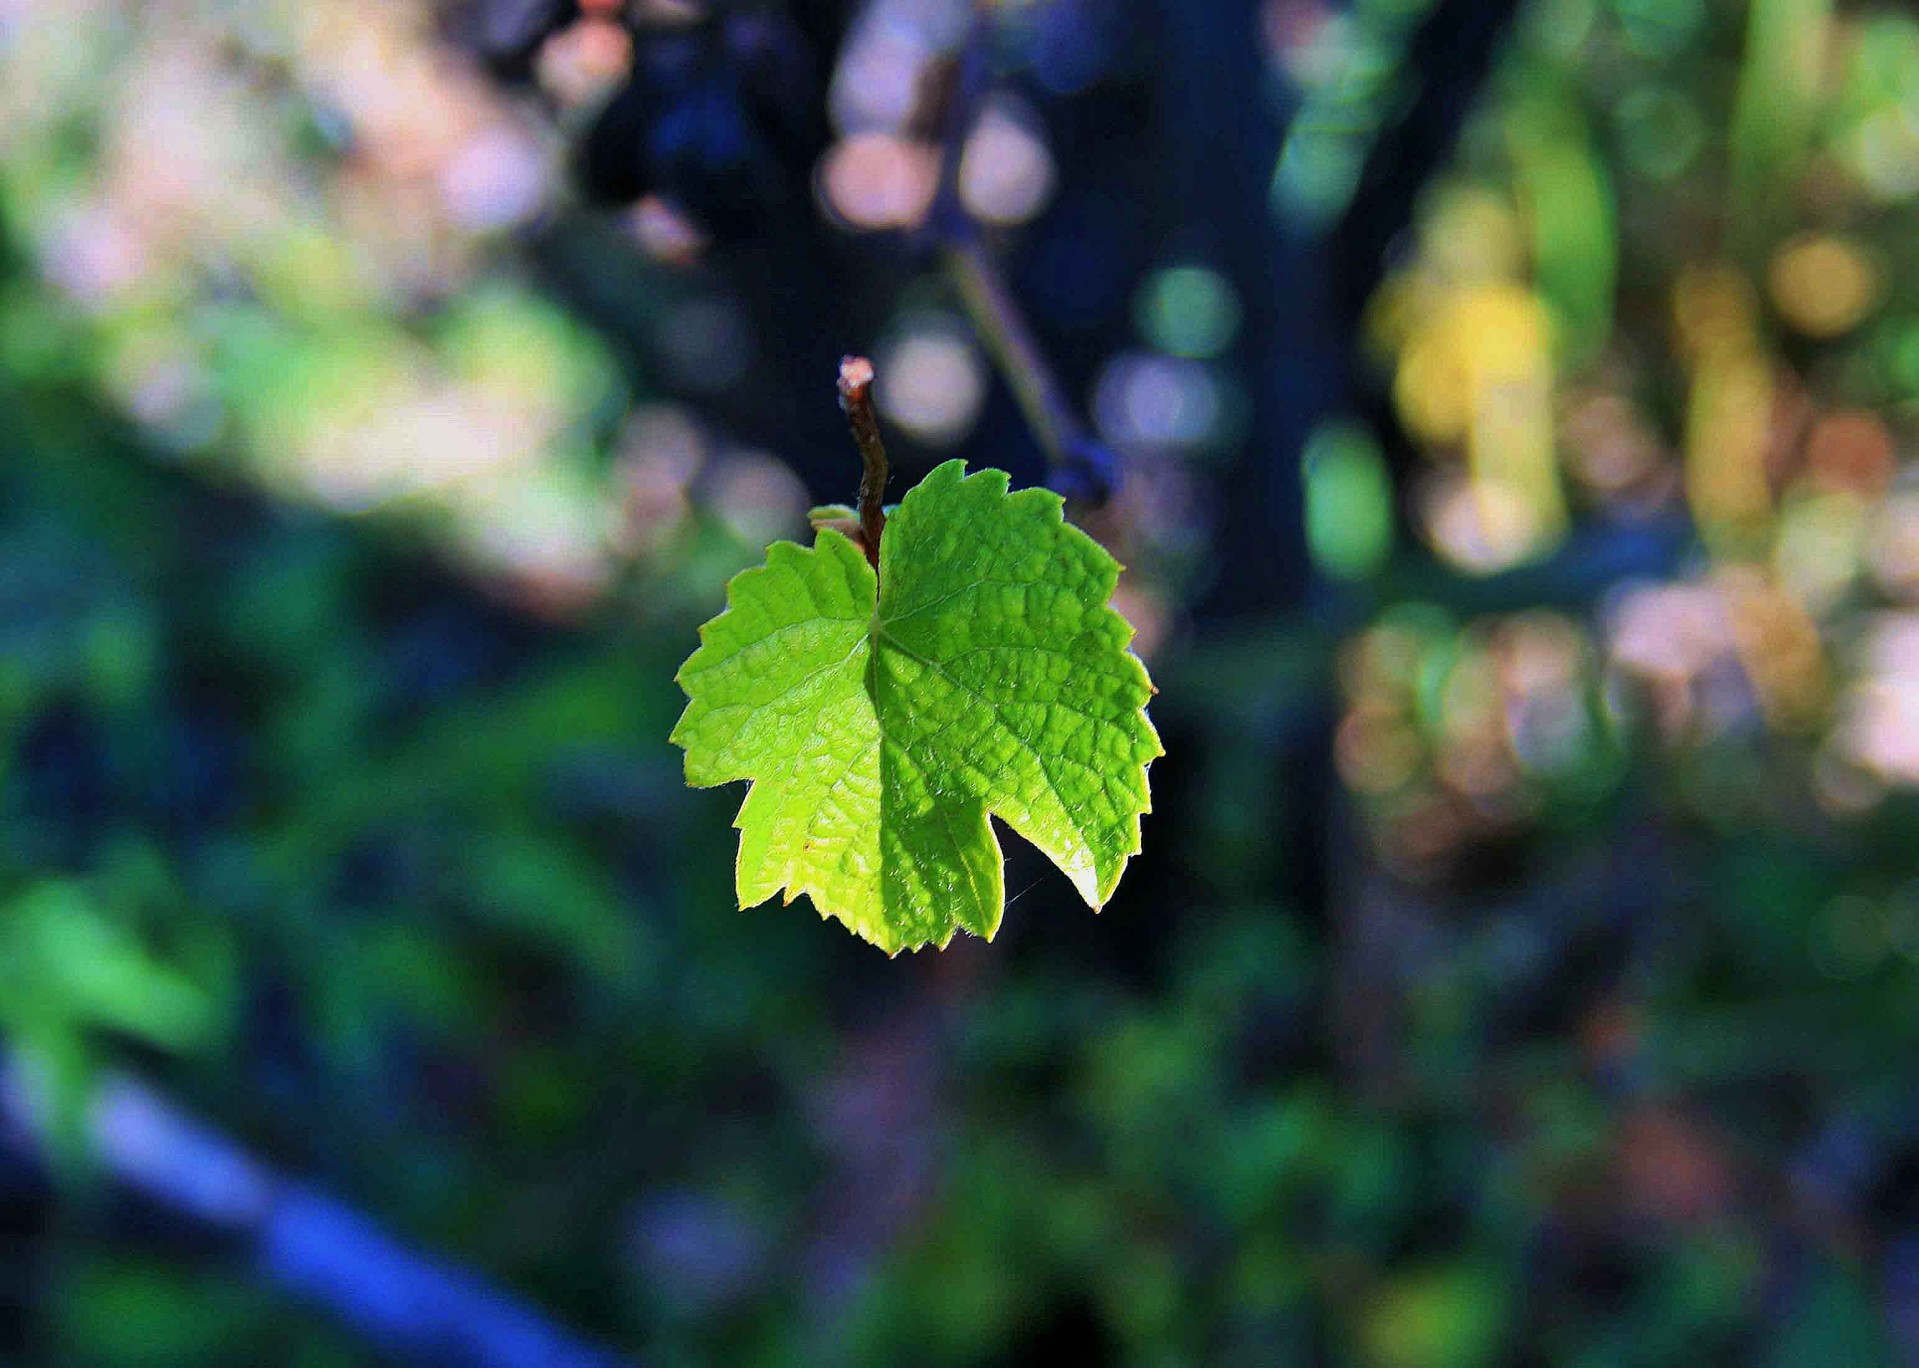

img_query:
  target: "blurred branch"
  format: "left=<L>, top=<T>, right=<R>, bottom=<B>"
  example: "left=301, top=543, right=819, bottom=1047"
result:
left=1, top=1061, right=633, bottom=1368
left=1329, top=0, right=1527, bottom=323
left=1154, top=0, right=1525, bottom=619
left=1153, top=0, right=1315, bottom=619
left=940, top=237, right=1096, bottom=485
left=924, top=10, right=995, bottom=246
left=918, top=11, right=1116, bottom=509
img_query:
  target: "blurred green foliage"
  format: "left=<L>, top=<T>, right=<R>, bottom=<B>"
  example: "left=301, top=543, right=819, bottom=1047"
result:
left=0, top=0, right=1918, bottom=1364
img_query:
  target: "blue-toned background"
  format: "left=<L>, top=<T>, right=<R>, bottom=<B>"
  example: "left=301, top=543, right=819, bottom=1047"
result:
left=1, top=0, right=1917, bottom=1363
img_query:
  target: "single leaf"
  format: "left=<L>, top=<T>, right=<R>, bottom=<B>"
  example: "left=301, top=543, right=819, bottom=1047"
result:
left=671, top=460, right=1161, bottom=954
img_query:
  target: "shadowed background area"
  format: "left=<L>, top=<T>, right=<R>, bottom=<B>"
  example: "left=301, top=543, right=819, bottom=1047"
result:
left=1, top=0, right=1918, bottom=1363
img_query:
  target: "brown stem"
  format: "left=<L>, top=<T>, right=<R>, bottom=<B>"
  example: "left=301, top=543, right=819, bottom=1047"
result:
left=837, top=356, right=888, bottom=571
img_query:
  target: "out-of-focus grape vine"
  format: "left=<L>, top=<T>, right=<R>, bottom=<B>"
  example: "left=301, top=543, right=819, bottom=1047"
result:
left=1329, top=0, right=1919, bottom=882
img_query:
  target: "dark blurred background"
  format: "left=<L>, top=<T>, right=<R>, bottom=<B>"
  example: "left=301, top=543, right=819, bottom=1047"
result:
left=1, top=0, right=1917, bottom=1363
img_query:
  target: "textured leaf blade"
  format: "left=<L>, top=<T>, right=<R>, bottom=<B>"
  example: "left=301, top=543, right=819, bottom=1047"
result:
left=671, top=460, right=1161, bottom=953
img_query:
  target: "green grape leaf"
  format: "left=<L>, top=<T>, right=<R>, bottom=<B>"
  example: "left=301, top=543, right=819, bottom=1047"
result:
left=671, top=460, right=1161, bottom=954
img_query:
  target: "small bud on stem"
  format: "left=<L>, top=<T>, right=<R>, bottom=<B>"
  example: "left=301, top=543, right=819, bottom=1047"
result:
left=837, top=356, right=889, bottom=572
